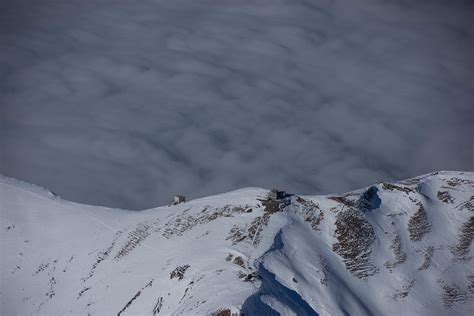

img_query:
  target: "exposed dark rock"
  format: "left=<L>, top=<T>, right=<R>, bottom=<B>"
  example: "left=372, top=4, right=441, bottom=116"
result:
left=408, top=203, right=431, bottom=241
left=170, top=265, right=190, bottom=281
left=233, top=256, right=245, bottom=268
left=115, top=223, right=150, bottom=260
left=34, top=263, right=50, bottom=276
left=451, top=216, right=474, bottom=262
left=248, top=214, right=272, bottom=246
left=117, top=290, right=141, bottom=316
left=418, top=246, right=434, bottom=271
left=468, top=275, right=474, bottom=295
left=211, top=308, right=232, bottom=316
left=226, top=226, right=247, bottom=245
left=390, top=279, right=414, bottom=302
left=437, top=191, right=454, bottom=204
left=162, top=205, right=248, bottom=239
left=384, top=234, right=407, bottom=271
left=77, top=287, right=90, bottom=299
left=152, top=297, right=163, bottom=315
left=85, top=231, right=122, bottom=281
left=382, top=182, right=413, bottom=194
left=295, top=197, right=324, bottom=231
left=238, top=270, right=258, bottom=282
left=458, top=196, right=474, bottom=212
left=328, top=195, right=356, bottom=207
left=440, top=282, right=468, bottom=307
left=446, top=178, right=474, bottom=187
left=118, top=279, right=154, bottom=315
left=319, top=256, right=329, bottom=286
left=332, top=208, right=378, bottom=278
left=259, top=197, right=287, bottom=214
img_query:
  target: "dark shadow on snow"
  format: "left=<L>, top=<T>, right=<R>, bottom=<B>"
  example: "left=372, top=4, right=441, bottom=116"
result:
left=241, top=230, right=319, bottom=316
left=357, top=186, right=381, bottom=211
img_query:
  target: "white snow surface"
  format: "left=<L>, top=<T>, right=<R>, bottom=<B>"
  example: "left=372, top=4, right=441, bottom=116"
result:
left=1, top=171, right=473, bottom=315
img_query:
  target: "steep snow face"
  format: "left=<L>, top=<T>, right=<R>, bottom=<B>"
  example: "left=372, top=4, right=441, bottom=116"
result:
left=1, top=171, right=473, bottom=315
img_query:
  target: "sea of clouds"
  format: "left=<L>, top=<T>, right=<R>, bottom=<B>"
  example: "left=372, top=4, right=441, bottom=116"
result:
left=1, top=0, right=473, bottom=209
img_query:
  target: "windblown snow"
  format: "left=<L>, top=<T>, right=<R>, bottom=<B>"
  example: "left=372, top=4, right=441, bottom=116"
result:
left=1, top=171, right=473, bottom=315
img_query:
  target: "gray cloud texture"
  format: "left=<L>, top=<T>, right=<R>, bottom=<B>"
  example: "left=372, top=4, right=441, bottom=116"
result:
left=1, top=0, right=473, bottom=209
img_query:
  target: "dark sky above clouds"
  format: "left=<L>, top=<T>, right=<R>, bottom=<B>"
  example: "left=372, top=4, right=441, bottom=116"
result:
left=1, top=0, right=473, bottom=210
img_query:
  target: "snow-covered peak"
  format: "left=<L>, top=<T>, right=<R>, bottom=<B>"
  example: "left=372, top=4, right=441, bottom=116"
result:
left=1, top=171, right=473, bottom=315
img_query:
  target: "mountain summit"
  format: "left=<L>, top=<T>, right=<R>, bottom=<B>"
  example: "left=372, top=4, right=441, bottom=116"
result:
left=1, top=171, right=473, bottom=315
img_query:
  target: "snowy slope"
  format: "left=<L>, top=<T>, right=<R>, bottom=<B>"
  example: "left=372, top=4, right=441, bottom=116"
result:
left=1, top=171, right=473, bottom=315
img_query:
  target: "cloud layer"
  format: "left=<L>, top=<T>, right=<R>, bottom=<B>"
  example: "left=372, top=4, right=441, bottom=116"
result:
left=1, top=0, right=473, bottom=209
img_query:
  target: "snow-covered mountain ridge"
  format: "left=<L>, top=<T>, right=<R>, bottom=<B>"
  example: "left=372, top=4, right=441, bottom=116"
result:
left=1, top=171, right=473, bottom=315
